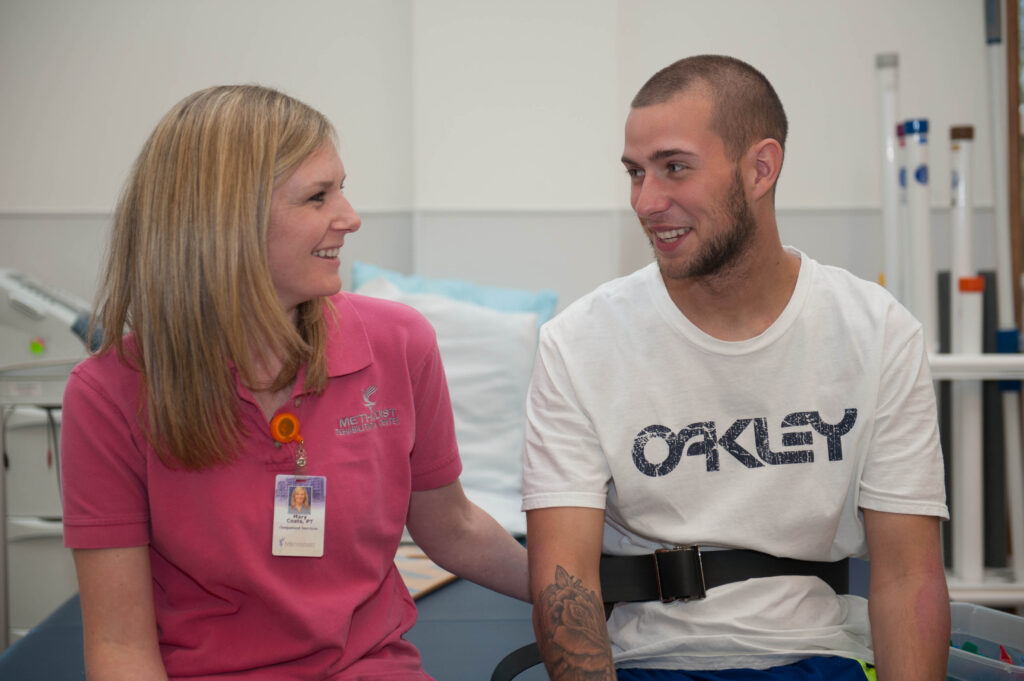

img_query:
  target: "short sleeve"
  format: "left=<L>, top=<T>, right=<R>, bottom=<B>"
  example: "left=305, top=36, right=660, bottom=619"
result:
left=60, top=364, right=151, bottom=548
left=521, top=324, right=610, bottom=511
left=407, top=328, right=463, bottom=491
left=859, top=322, right=949, bottom=519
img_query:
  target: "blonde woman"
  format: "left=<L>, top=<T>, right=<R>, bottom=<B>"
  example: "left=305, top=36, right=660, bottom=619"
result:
left=61, top=85, right=528, bottom=680
left=289, top=486, right=311, bottom=514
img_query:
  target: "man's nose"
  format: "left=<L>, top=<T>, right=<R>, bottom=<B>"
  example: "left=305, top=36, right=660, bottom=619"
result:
left=632, top=176, right=671, bottom=218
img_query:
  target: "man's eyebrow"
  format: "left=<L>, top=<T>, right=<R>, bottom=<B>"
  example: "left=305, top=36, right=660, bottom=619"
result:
left=652, top=148, right=695, bottom=160
left=621, top=148, right=697, bottom=165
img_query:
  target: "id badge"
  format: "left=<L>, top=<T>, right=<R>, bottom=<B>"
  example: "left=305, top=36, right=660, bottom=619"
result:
left=272, top=475, right=326, bottom=557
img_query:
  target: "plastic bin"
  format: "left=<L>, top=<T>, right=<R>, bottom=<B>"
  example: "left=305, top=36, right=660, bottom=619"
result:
left=947, top=602, right=1024, bottom=680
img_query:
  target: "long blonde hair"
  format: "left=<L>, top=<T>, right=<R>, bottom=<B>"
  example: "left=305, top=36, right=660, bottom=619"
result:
left=95, top=85, right=335, bottom=469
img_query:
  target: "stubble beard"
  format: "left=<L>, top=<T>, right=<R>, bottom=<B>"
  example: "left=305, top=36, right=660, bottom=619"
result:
left=650, top=169, right=756, bottom=282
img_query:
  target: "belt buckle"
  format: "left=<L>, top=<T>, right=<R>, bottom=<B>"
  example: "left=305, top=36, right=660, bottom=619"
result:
left=654, top=545, right=706, bottom=603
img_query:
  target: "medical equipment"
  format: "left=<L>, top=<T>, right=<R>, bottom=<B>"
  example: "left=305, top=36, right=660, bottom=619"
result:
left=0, top=268, right=96, bottom=369
left=0, top=268, right=95, bottom=649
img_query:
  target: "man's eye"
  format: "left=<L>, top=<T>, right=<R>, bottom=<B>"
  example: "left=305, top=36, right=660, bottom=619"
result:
left=625, top=168, right=643, bottom=179
left=667, top=162, right=686, bottom=173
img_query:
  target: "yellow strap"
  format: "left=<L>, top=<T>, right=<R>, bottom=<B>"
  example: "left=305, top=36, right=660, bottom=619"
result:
left=858, top=659, right=877, bottom=681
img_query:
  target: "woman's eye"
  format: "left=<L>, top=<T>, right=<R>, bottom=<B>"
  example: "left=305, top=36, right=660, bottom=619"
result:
left=309, top=191, right=326, bottom=202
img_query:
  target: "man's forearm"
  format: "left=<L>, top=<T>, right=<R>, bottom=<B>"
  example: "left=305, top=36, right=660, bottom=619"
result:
left=863, top=511, right=950, bottom=681
left=869, top=570, right=950, bottom=680
left=533, top=565, right=616, bottom=681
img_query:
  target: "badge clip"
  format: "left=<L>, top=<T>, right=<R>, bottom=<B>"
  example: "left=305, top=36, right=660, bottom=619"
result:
left=270, top=412, right=307, bottom=472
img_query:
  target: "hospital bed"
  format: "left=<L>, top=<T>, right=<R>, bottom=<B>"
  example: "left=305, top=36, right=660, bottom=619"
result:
left=0, top=575, right=547, bottom=681
left=0, top=559, right=870, bottom=680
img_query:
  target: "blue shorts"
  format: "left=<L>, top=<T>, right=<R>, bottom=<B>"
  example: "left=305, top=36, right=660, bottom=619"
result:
left=617, top=656, right=873, bottom=681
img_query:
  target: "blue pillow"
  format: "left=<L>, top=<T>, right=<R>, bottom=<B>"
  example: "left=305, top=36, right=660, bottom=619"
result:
left=352, top=262, right=558, bottom=325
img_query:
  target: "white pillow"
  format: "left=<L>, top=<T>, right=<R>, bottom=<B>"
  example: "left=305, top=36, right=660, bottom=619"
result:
left=355, top=278, right=537, bottom=535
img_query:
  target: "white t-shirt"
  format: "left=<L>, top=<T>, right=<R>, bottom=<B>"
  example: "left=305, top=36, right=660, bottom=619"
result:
left=522, top=249, right=948, bottom=671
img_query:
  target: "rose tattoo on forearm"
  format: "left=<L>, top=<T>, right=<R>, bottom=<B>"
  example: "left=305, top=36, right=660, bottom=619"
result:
left=535, top=565, right=615, bottom=680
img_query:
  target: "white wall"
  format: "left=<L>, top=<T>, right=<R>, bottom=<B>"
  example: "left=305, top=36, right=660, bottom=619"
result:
left=0, top=0, right=1009, bottom=309
left=412, top=0, right=622, bottom=211
left=618, top=0, right=994, bottom=210
left=0, top=0, right=413, bottom=213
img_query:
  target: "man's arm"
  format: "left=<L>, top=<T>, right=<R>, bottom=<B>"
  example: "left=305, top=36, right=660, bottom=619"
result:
left=406, top=479, right=530, bottom=602
left=863, top=509, right=949, bottom=681
left=527, top=506, right=614, bottom=681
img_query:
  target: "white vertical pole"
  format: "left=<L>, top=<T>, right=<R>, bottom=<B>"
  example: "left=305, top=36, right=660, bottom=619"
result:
left=952, top=276, right=987, bottom=584
left=897, top=124, right=913, bottom=302
left=950, top=126, right=975, bottom=329
left=877, top=53, right=903, bottom=302
left=904, top=119, right=937, bottom=352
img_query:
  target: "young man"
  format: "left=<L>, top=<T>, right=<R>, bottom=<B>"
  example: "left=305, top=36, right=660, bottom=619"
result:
left=523, top=55, right=949, bottom=681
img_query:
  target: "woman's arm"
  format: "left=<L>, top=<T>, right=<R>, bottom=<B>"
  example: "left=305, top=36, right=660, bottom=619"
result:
left=406, top=479, right=530, bottom=602
left=73, top=546, right=169, bottom=681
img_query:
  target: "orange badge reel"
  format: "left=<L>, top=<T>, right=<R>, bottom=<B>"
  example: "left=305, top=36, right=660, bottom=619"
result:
left=270, top=412, right=307, bottom=471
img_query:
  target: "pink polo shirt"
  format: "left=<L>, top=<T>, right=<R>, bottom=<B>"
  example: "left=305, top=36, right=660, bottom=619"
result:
left=61, top=293, right=462, bottom=680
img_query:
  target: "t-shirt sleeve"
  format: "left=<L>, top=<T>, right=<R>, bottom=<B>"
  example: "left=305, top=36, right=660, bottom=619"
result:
left=407, top=326, right=463, bottom=491
left=521, top=324, right=610, bottom=511
left=859, top=320, right=949, bottom=519
left=60, top=364, right=151, bottom=549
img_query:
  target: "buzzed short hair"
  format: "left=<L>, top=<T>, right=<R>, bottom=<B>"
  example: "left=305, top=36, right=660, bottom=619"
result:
left=632, top=55, right=788, bottom=162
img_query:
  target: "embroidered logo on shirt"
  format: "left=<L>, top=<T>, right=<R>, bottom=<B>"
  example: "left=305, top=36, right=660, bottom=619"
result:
left=335, top=387, right=400, bottom=436
left=630, top=409, right=858, bottom=477
left=362, top=385, right=377, bottom=409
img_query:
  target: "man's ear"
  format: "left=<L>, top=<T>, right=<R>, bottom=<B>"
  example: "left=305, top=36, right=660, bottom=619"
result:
left=748, top=138, right=783, bottom=200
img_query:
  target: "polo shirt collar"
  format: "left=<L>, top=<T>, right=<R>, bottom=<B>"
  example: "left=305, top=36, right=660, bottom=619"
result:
left=324, top=292, right=372, bottom=378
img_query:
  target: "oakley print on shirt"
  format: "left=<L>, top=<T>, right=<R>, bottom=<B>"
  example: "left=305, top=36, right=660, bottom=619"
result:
left=631, top=409, right=858, bottom=476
